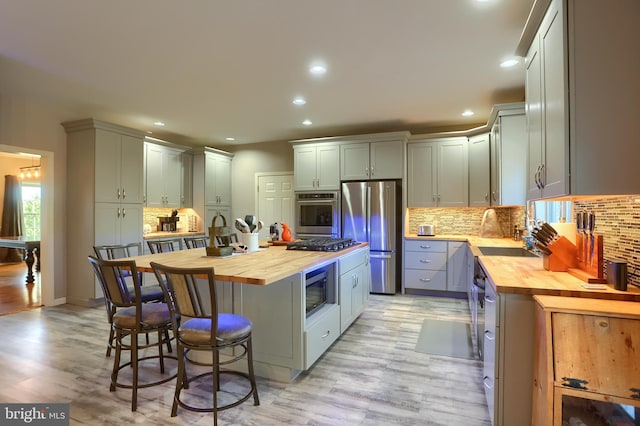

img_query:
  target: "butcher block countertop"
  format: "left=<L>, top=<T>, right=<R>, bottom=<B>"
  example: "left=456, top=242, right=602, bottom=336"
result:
left=405, top=233, right=640, bottom=301
left=122, top=242, right=369, bottom=286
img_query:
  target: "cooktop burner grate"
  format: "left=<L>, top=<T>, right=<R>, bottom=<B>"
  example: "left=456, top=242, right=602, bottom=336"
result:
left=286, top=238, right=356, bottom=252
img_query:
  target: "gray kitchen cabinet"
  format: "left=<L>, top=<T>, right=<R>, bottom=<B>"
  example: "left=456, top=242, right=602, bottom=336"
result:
left=181, top=151, right=193, bottom=208
left=192, top=147, right=233, bottom=233
left=468, top=133, right=491, bottom=207
left=407, top=137, right=468, bottom=207
left=339, top=248, right=370, bottom=333
left=340, top=139, right=405, bottom=181
left=483, top=277, right=536, bottom=426
left=489, top=105, right=527, bottom=206
left=522, top=0, right=640, bottom=199
left=292, top=143, right=340, bottom=191
left=63, top=118, right=145, bottom=305
left=144, top=141, right=185, bottom=208
left=447, top=241, right=468, bottom=292
left=403, top=239, right=448, bottom=291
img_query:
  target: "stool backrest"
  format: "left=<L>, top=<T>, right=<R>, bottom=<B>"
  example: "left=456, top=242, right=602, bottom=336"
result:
left=147, top=239, right=180, bottom=254
left=151, top=262, right=218, bottom=339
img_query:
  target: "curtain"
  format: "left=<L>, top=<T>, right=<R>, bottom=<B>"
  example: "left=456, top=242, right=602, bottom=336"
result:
left=0, top=175, right=24, bottom=262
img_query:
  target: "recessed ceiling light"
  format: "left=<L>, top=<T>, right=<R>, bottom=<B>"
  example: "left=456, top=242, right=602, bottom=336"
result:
left=225, top=137, right=235, bottom=141
left=153, top=121, right=165, bottom=127
left=302, top=119, right=312, bottom=126
left=309, top=64, right=327, bottom=75
left=293, top=97, right=306, bottom=106
left=500, top=58, right=520, bottom=68
left=462, top=110, right=475, bottom=117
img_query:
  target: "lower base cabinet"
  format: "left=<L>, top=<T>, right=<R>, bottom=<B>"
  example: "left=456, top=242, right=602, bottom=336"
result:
left=403, top=239, right=468, bottom=293
left=339, top=248, right=370, bottom=333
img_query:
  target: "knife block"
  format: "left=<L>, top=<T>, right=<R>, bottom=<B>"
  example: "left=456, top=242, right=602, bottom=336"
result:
left=568, top=233, right=606, bottom=283
left=542, top=236, right=578, bottom=272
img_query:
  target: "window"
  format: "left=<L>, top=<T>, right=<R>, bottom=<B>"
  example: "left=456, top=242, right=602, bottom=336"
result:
left=22, top=183, right=40, bottom=240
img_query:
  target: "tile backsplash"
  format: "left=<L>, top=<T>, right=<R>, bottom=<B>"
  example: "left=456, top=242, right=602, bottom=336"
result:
left=574, top=195, right=640, bottom=287
left=407, top=206, right=526, bottom=237
left=143, top=208, right=201, bottom=233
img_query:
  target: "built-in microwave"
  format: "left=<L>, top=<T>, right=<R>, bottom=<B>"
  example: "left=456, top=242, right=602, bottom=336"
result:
left=295, top=191, right=340, bottom=238
left=305, top=267, right=329, bottom=317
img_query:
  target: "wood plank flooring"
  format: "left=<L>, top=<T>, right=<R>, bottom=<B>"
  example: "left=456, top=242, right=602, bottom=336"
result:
left=0, top=263, right=42, bottom=316
left=0, top=293, right=491, bottom=425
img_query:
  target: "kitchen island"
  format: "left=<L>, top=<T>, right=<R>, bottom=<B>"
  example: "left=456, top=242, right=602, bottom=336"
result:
left=124, top=243, right=371, bottom=382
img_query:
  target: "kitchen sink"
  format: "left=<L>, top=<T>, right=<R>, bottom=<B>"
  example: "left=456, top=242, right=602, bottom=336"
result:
left=477, top=246, right=539, bottom=257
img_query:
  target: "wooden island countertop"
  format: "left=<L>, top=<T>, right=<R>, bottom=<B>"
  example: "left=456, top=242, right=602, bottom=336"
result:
left=123, top=242, right=369, bottom=285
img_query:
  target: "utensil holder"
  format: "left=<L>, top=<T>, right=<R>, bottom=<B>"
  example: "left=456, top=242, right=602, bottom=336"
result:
left=241, top=233, right=259, bottom=252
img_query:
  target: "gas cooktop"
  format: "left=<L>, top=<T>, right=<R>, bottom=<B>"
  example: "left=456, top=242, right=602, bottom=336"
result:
left=286, top=238, right=357, bottom=252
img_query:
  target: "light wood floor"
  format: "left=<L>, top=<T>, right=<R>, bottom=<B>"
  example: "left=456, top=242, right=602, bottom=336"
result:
left=0, top=293, right=491, bottom=425
left=0, top=262, right=42, bottom=316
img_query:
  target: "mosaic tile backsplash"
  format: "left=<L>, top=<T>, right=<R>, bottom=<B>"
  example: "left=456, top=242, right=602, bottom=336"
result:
left=574, top=196, right=640, bottom=288
left=407, top=206, right=526, bottom=237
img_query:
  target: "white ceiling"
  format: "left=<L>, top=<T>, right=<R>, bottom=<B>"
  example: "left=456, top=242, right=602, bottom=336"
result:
left=0, top=0, right=533, bottom=147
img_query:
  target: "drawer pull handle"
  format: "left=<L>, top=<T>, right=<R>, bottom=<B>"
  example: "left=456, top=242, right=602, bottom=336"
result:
left=419, top=259, right=431, bottom=263
left=630, top=388, right=640, bottom=399
left=321, top=331, right=331, bottom=339
left=484, top=331, right=495, bottom=341
left=419, top=245, right=431, bottom=249
left=483, top=376, right=493, bottom=389
left=419, top=278, right=431, bottom=283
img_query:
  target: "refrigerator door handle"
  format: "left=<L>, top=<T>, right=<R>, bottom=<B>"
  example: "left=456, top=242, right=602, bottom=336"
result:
left=366, top=184, right=371, bottom=242
left=370, top=253, right=392, bottom=259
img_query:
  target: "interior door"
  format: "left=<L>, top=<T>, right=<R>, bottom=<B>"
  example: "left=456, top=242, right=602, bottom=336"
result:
left=257, top=173, right=294, bottom=240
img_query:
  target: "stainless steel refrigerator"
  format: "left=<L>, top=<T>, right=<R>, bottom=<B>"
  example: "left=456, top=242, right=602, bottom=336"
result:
left=342, top=180, right=400, bottom=294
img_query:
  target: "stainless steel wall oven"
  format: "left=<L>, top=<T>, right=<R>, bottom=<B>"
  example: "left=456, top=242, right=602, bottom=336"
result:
left=295, top=191, right=340, bottom=238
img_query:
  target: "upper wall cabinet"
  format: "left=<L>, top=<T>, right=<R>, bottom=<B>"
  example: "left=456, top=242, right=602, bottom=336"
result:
left=490, top=105, right=527, bottom=206
left=521, top=0, right=640, bottom=199
left=144, top=141, right=186, bottom=208
left=192, top=148, right=233, bottom=207
left=292, top=143, right=340, bottom=191
left=291, top=132, right=409, bottom=190
left=468, top=133, right=491, bottom=207
left=407, top=137, right=468, bottom=207
left=340, top=137, right=406, bottom=181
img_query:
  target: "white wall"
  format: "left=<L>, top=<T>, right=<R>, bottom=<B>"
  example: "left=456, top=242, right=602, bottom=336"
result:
left=0, top=94, right=70, bottom=304
left=228, top=141, right=294, bottom=219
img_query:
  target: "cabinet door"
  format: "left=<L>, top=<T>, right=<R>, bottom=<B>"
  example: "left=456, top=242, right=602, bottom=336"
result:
left=164, top=148, right=183, bottom=207
left=204, top=153, right=218, bottom=204
left=315, top=144, right=340, bottom=190
left=468, top=134, right=490, bottom=207
left=370, top=141, right=403, bottom=179
left=526, top=37, right=544, bottom=200
left=120, top=135, right=144, bottom=204
left=407, top=143, right=437, bottom=207
left=214, top=154, right=232, bottom=205
left=94, top=130, right=122, bottom=203
left=447, top=242, right=468, bottom=292
left=144, top=144, right=165, bottom=207
left=499, top=114, right=527, bottom=206
left=540, top=0, right=568, bottom=198
left=340, top=143, right=370, bottom=181
left=437, top=139, right=468, bottom=207
left=181, top=152, right=193, bottom=208
left=119, top=203, right=143, bottom=245
left=293, top=145, right=318, bottom=191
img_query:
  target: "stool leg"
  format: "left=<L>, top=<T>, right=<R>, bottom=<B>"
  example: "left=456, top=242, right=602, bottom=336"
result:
left=110, top=329, right=122, bottom=392
left=212, top=349, right=219, bottom=426
left=106, top=327, right=115, bottom=357
left=131, top=332, right=138, bottom=411
left=247, top=337, right=260, bottom=406
left=171, top=344, right=185, bottom=417
left=157, top=329, right=165, bottom=374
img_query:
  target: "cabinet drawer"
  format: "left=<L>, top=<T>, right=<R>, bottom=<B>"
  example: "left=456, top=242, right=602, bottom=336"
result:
left=405, top=240, right=447, bottom=253
left=405, top=251, right=447, bottom=270
left=404, top=269, right=447, bottom=290
left=552, top=313, right=640, bottom=398
left=304, top=305, right=340, bottom=369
